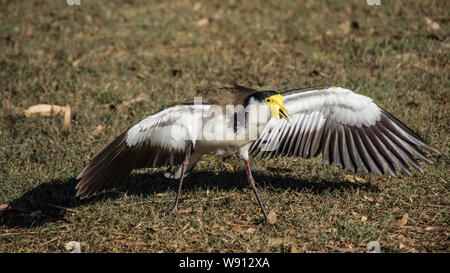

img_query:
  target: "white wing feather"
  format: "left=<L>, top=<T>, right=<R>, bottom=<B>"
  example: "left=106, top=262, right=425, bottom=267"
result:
left=252, top=86, right=438, bottom=176
left=283, top=86, right=381, bottom=127
left=76, top=104, right=211, bottom=198
left=126, top=104, right=210, bottom=150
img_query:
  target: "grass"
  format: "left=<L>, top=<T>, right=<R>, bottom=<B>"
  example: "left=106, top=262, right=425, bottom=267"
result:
left=0, top=0, right=448, bottom=252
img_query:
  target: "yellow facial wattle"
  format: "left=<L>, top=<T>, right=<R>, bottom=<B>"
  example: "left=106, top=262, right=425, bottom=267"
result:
left=265, top=94, right=291, bottom=120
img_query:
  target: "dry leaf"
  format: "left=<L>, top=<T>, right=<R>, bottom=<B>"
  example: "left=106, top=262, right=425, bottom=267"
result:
left=361, top=216, right=368, bottom=222
left=259, top=247, right=271, bottom=253
left=25, top=104, right=67, bottom=117
left=326, top=245, right=357, bottom=253
left=196, top=18, right=209, bottom=27
left=401, top=53, right=413, bottom=62
left=267, top=237, right=283, bottom=247
left=290, top=244, right=300, bottom=253
left=72, top=58, right=81, bottom=68
left=103, top=94, right=147, bottom=110
left=345, top=174, right=366, bottom=183
left=61, top=104, right=71, bottom=135
left=424, top=17, right=440, bottom=31
left=268, top=210, right=277, bottom=224
left=337, top=247, right=357, bottom=253
left=223, top=162, right=235, bottom=172
left=119, top=93, right=146, bottom=109
left=399, top=213, right=409, bottom=226
left=90, top=124, right=104, bottom=140
left=193, top=2, right=202, bottom=11
left=339, top=21, right=351, bottom=35
left=245, top=227, right=256, bottom=234
left=363, top=195, right=374, bottom=202
left=93, top=124, right=103, bottom=135
left=179, top=207, right=193, bottom=214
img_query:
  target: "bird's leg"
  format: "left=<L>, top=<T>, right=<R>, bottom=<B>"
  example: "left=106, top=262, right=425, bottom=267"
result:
left=171, top=159, right=189, bottom=214
left=244, top=160, right=270, bottom=223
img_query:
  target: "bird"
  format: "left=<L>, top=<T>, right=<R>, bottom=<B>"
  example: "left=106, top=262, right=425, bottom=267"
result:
left=75, top=84, right=439, bottom=223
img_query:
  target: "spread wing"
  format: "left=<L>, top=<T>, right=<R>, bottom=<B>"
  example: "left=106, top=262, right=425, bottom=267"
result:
left=76, top=104, right=209, bottom=198
left=250, top=85, right=439, bottom=176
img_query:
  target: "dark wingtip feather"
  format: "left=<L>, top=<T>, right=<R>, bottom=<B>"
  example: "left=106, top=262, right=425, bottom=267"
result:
left=380, top=108, right=440, bottom=155
left=75, top=131, right=132, bottom=199
left=249, top=103, right=439, bottom=178
left=75, top=129, right=189, bottom=199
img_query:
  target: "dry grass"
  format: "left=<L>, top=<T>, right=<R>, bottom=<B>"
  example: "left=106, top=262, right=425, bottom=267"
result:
left=0, top=0, right=448, bottom=252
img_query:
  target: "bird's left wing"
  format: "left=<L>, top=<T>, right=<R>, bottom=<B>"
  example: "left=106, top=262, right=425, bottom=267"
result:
left=250, top=85, right=439, bottom=176
left=76, top=104, right=209, bottom=198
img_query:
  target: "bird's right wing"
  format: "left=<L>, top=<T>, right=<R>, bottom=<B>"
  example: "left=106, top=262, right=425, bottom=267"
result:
left=251, top=85, right=439, bottom=176
left=76, top=104, right=210, bottom=199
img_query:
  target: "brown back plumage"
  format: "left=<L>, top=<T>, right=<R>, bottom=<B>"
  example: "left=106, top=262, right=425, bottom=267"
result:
left=200, top=85, right=259, bottom=109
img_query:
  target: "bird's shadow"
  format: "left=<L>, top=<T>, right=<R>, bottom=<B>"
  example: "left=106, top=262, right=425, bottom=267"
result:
left=0, top=170, right=379, bottom=228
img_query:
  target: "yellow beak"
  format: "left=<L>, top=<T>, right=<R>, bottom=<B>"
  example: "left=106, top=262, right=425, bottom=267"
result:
left=267, top=94, right=291, bottom=120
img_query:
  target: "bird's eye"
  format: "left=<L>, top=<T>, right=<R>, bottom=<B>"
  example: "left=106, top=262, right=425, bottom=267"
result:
left=265, top=98, right=271, bottom=103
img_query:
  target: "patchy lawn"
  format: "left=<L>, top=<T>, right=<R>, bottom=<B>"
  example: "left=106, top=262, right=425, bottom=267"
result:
left=0, top=0, right=448, bottom=252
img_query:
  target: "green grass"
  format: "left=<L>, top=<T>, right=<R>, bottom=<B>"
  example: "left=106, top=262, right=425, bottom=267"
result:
left=0, top=0, right=448, bottom=252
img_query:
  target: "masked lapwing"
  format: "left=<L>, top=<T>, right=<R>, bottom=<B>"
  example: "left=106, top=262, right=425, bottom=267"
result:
left=76, top=85, right=439, bottom=223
